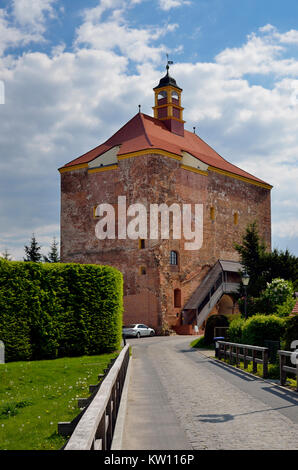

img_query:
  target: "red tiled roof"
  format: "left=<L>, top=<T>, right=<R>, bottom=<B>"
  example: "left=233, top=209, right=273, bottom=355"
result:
left=60, top=113, right=271, bottom=186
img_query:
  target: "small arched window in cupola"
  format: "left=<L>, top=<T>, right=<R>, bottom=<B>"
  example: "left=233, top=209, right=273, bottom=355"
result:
left=158, top=90, right=167, bottom=101
left=171, top=90, right=179, bottom=103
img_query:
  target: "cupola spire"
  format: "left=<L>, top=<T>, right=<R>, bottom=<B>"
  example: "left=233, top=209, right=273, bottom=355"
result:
left=153, top=56, right=185, bottom=136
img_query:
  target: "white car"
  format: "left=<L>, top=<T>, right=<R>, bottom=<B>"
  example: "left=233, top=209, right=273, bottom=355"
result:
left=122, top=324, right=155, bottom=338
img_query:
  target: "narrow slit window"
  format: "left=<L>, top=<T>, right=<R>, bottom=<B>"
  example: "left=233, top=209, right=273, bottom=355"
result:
left=170, top=250, right=178, bottom=266
left=140, top=266, right=146, bottom=275
left=174, top=289, right=181, bottom=308
left=210, top=207, right=215, bottom=221
left=139, top=239, right=145, bottom=249
left=233, top=212, right=239, bottom=225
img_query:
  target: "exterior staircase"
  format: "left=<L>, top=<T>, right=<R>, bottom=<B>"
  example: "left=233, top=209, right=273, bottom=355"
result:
left=183, top=260, right=243, bottom=328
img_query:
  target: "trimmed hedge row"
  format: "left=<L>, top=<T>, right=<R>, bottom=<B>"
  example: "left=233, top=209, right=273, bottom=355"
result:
left=0, top=260, right=123, bottom=361
left=227, top=314, right=298, bottom=351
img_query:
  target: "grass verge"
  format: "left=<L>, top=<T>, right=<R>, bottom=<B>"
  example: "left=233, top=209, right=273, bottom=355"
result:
left=190, top=336, right=214, bottom=349
left=0, top=351, right=119, bottom=450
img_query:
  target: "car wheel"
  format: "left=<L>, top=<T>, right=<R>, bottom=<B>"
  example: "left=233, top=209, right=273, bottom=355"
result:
left=136, top=332, right=141, bottom=338
left=150, top=331, right=155, bottom=336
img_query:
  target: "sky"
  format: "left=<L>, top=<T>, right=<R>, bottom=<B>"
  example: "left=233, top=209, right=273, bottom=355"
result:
left=0, top=0, right=298, bottom=260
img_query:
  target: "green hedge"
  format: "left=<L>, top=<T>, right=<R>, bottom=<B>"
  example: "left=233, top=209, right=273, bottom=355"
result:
left=227, top=317, right=246, bottom=343
left=241, top=314, right=285, bottom=347
left=0, top=260, right=123, bottom=361
left=283, top=315, right=298, bottom=350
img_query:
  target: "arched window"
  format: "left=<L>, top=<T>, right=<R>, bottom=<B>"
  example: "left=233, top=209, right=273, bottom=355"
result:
left=171, top=91, right=179, bottom=101
left=174, top=288, right=181, bottom=308
left=170, top=250, right=178, bottom=265
left=158, top=90, right=167, bottom=100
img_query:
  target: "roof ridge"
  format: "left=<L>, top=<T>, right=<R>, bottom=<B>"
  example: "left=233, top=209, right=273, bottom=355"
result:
left=139, top=113, right=153, bottom=147
left=105, top=112, right=142, bottom=145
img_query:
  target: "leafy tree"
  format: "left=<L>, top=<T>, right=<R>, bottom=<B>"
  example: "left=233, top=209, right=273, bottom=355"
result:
left=24, top=234, right=42, bottom=262
left=265, top=248, right=298, bottom=292
left=43, top=237, right=60, bottom=263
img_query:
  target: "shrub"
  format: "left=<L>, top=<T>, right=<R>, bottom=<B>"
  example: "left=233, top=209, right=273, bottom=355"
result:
left=227, top=317, right=246, bottom=343
left=242, top=314, right=285, bottom=347
left=275, top=297, right=296, bottom=317
left=0, top=259, right=123, bottom=361
left=261, top=278, right=294, bottom=314
left=204, top=314, right=229, bottom=346
left=283, top=315, right=298, bottom=350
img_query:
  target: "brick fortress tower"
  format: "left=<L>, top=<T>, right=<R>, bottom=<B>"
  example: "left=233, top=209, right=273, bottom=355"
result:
left=59, top=64, right=272, bottom=334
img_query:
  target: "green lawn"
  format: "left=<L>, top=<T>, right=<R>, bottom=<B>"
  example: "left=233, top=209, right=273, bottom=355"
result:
left=0, top=351, right=119, bottom=450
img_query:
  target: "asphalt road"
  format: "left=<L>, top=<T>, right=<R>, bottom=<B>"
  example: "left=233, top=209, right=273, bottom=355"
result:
left=122, top=335, right=298, bottom=450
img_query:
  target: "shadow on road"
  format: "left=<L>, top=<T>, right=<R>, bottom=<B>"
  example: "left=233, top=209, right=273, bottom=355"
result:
left=196, top=354, right=259, bottom=382
left=196, top=402, right=298, bottom=423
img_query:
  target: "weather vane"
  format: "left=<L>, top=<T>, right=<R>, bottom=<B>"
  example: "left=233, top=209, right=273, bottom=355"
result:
left=166, top=53, right=173, bottom=73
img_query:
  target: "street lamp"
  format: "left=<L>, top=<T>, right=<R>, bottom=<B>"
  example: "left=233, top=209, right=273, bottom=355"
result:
left=241, top=271, right=250, bottom=320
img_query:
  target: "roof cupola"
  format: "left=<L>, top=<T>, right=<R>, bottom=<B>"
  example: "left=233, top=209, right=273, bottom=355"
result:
left=153, top=58, right=185, bottom=136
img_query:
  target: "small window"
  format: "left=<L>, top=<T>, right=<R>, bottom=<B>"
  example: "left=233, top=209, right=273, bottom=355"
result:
left=158, top=90, right=167, bottom=100
left=140, top=266, right=146, bottom=275
left=210, top=207, right=215, bottom=221
left=174, top=289, right=181, bottom=308
left=139, top=239, right=145, bottom=249
left=233, top=212, right=239, bottom=225
left=170, top=250, right=178, bottom=266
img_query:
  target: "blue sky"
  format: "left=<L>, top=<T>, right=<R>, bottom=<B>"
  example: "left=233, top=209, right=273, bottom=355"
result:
left=0, top=0, right=298, bottom=259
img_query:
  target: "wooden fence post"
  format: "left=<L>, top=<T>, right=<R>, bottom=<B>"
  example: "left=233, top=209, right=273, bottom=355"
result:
left=279, top=353, right=286, bottom=386
left=244, top=348, right=248, bottom=369
left=263, top=349, right=268, bottom=378
left=252, top=349, right=257, bottom=374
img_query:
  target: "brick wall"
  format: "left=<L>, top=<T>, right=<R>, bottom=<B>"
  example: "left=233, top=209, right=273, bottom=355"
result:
left=60, top=151, right=271, bottom=331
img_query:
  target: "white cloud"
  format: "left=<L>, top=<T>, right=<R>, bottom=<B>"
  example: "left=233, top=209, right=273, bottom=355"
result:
left=12, top=0, right=57, bottom=33
left=158, top=0, right=191, bottom=11
left=272, top=220, right=298, bottom=239
left=75, top=4, right=178, bottom=64
left=0, top=1, right=59, bottom=57
left=1, top=12, right=298, bottom=257
left=0, top=9, right=38, bottom=56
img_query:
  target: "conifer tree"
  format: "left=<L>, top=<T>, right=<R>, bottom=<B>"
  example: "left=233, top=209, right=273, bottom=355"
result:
left=0, top=249, right=12, bottom=260
left=43, top=237, right=60, bottom=263
left=235, top=221, right=298, bottom=296
left=234, top=221, right=268, bottom=297
left=24, top=234, right=42, bottom=262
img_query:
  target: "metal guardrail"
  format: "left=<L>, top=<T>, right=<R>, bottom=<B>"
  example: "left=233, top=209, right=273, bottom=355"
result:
left=63, top=344, right=130, bottom=450
left=278, top=350, right=298, bottom=391
left=217, top=341, right=269, bottom=378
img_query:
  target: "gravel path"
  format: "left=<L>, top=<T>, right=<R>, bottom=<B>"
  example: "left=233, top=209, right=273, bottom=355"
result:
left=123, top=336, right=298, bottom=450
